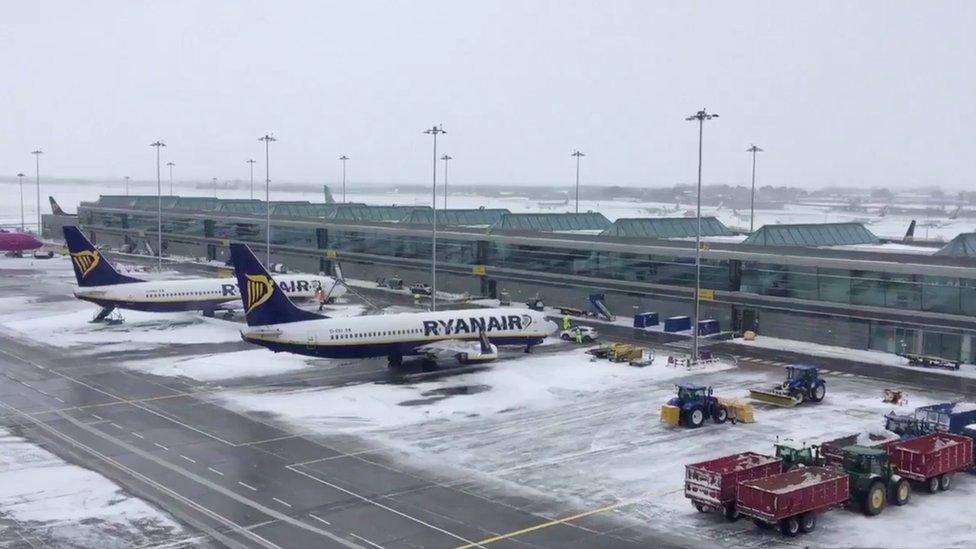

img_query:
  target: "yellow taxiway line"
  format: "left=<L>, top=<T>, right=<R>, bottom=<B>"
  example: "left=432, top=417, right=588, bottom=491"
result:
left=455, top=488, right=681, bottom=548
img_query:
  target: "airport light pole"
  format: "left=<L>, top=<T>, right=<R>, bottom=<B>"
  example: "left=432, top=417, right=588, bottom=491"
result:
left=441, top=154, right=452, bottom=209
left=258, top=134, right=276, bottom=266
left=571, top=150, right=585, bottom=214
left=747, top=144, right=763, bottom=233
left=212, top=177, right=218, bottom=198
left=423, top=125, right=445, bottom=311
left=685, top=109, right=718, bottom=363
left=150, top=141, right=166, bottom=271
left=339, top=155, right=349, bottom=203
left=17, top=173, right=25, bottom=230
left=166, top=161, right=175, bottom=195
left=31, top=150, right=42, bottom=234
left=124, top=176, right=130, bottom=196
left=246, top=159, right=256, bottom=200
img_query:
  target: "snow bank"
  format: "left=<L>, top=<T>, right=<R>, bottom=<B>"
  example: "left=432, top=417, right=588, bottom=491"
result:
left=125, top=348, right=318, bottom=381
left=734, top=335, right=976, bottom=380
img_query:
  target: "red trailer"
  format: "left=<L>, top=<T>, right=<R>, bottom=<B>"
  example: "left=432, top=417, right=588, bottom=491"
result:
left=736, top=467, right=849, bottom=537
left=820, top=431, right=900, bottom=466
left=685, top=452, right=782, bottom=521
left=889, top=433, right=973, bottom=493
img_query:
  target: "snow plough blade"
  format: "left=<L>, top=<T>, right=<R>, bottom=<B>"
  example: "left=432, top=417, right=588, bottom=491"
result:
left=748, top=387, right=800, bottom=407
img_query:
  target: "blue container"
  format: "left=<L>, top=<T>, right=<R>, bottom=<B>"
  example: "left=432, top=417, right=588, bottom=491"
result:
left=698, top=319, right=720, bottom=336
left=633, top=312, right=659, bottom=329
left=664, top=316, right=691, bottom=333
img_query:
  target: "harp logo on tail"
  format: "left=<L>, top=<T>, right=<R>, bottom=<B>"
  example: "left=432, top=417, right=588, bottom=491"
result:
left=244, top=274, right=274, bottom=313
left=70, top=250, right=101, bottom=278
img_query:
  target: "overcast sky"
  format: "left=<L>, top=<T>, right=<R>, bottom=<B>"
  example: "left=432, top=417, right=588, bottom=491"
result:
left=2, top=1, right=974, bottom=190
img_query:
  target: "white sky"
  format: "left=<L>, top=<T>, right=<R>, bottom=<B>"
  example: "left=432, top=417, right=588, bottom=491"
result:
left=1, top=1, right=974, bottom=189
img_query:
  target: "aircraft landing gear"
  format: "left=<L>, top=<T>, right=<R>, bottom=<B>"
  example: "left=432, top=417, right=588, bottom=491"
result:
left=203, top=309, right=215, bottom=318
left=524, top=344, right=534, bottom=354
left=387, top=354, right=403, bottom=368
left=91, top=306, right=117, bottom=323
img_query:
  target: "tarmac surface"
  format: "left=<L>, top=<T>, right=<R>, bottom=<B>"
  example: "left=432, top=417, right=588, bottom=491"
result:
left=0, top=261, right=688, bottom=549
left=1, top=254, right=973, bottom=548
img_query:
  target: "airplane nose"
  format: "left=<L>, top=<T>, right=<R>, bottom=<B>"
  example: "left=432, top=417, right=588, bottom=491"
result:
left=543, top=319, right=558, bottom=334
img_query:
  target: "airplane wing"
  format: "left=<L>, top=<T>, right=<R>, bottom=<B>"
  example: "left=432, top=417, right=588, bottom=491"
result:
left=415, top=331, right=499, bottom=364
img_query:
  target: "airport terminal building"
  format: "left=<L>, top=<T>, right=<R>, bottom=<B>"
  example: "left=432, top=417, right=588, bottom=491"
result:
left=57, top=195, right=976, bottom=363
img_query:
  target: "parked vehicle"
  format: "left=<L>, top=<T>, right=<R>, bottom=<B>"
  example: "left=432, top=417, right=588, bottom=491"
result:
left=841, top=446, right=911, bottom=516
left=661, top=385, right=729, bottom=428
left=773, top=439, right=825, bottom=471
left=560, top=326, right=598, bottom=343
left=889, top=433, right=973, bottom=493
left=819, top=431, right=900, bottom=466
left=609, top=343, right=643, bottom=363
left=409, top=283, right=432, bottom=295
left=737, top=467, right=849, bottom=537
left=749, top=365, right=826, bottom=407
left=886, top=402, right=976, bottom=437
left=898, top=352, right=961, bottom=371
left=685, top=452, right=782, bottom=521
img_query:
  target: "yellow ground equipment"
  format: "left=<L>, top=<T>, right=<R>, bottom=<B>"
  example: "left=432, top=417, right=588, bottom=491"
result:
left=748, top=387, right=800, bottom=407
left=609, top=344, right=644, bottom=363
left=660, top=404, right=681, bottom=426
left=717, top=398, right=755, bottom=423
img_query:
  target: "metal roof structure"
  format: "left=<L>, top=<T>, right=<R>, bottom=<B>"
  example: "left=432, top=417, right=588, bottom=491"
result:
left=936, top=233, right=976, bottom=258
left=326, top=204, right=430, bottom=222
left=172, top=197, right=221, bottom=210
left=271, top=203, right=368, bottom=218
left=218, top=200, right=311, bottom=215
left=601, top=217, right=733, bottom=238
left=402, top=208, right=511, bottom=226
left=494, top=212, right=611, bottom=232
left=742, top=222, right=879, bottom=247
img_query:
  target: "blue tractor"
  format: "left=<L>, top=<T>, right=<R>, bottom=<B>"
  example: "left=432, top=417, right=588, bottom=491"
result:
left=661, top=384, right=729, bottom=428
left=749, top=365, right=826, bottom=407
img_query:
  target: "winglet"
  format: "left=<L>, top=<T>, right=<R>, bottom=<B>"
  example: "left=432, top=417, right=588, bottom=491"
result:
left=229, top=243, right=324, bottom=326
left=63, top=226, right=142, bottom=287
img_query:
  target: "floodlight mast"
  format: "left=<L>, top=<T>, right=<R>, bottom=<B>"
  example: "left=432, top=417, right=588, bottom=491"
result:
left=747, top=144, right=763, bottom=233
left=684, top=109, right=719, bottom=363
left=423, top=125, right=446, bottom=311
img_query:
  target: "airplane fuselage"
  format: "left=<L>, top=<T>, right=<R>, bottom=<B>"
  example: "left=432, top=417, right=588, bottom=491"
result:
left=242, top=308, right=555, bottom=359
left=74, top=274, right=343, bottom=313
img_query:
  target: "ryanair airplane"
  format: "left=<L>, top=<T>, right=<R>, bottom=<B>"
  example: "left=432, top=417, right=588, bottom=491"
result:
left=229, top=243, right=557, bottom=366
left=64, top=226, right=344, bottom=320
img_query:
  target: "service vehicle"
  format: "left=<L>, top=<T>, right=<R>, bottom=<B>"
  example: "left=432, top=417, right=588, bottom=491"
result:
left=560, top=325, right=598, bottom=343
left=684, top=452, right=782, bottom=521
left=889, top=433, right=973, bottom=493
left=749, top=365, right=826, bottom=407
left=661, top=385, right=730, bottom=428
left=737, top=467, right=849, bottom=537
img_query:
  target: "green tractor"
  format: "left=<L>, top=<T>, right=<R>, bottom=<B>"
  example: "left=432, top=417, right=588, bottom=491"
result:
left=773, top=440, right=825, bottom=471
left=841, top=446, right=911, bottom=516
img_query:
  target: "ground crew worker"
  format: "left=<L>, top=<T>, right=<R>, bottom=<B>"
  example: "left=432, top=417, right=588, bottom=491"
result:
left=316, top=288, right=327, bottom=311
left=574, top=327, right=583, bottom=344
left=562, top=315, right=572, bottom=331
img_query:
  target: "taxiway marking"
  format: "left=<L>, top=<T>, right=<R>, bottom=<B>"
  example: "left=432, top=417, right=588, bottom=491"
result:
left=455, top=489, right=681, bottom=548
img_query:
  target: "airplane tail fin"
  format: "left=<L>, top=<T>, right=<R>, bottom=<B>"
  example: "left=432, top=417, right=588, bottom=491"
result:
left=49, top=196, right=68, bottom=216
left=63, top=226, right=143, bottom=287
left=229, top=243, right=324, bottom=326
left=903, top=220, right=916, bottom=243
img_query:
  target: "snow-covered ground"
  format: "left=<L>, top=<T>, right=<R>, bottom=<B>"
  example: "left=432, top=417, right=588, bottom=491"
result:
left=0, top=427, right=188, bottom=547
left=212, top=347, right=974, bottom=549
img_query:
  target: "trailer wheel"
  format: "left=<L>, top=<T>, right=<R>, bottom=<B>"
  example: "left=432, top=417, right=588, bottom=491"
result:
left=892, top=478, right=910, bottom=506
left=779, top=517, right=800, bottom=537
left=863, top=480, right=886, bottom=516
left=928, top=476, right=940, bottom=494
left=713, top=405, right=728, bottom=424
left=799, top=513, right=817, bottom=533
left=686, top=406, right=705, bottom=428
left=810, top=382, right=826, bottom=402
left=939, top=474, right=952, bottom=491
left=723, top=503, right=739, bottom=522
left=693, top=502, right=706, bottom=513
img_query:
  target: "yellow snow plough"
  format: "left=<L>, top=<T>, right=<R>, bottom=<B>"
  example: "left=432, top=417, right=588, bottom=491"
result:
left=749, top=365, right=827, bottom=407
